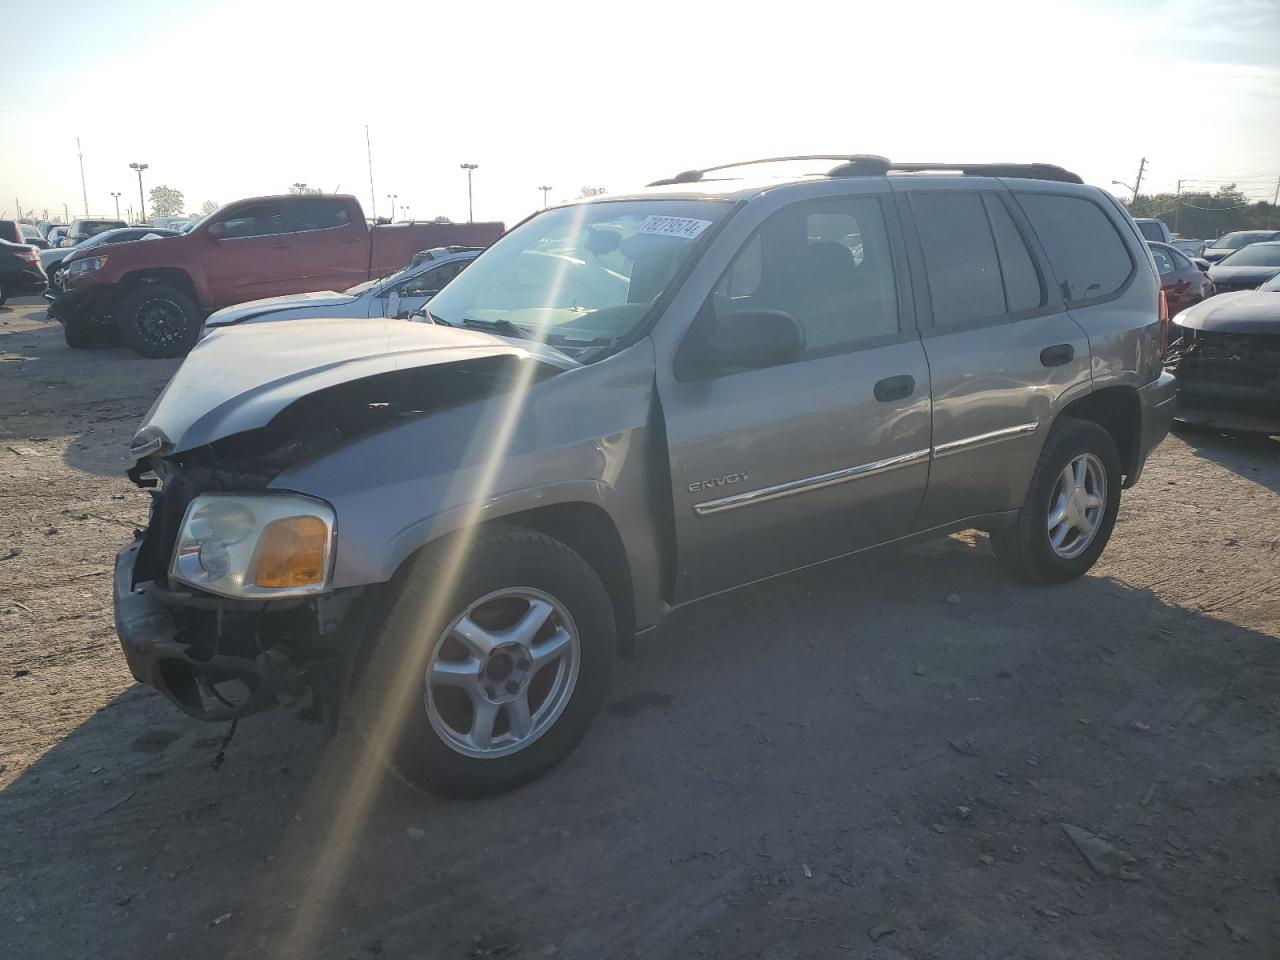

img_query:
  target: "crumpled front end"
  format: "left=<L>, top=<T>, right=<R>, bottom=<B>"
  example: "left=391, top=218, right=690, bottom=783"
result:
left=1166, top=327, right=1280, bottom=433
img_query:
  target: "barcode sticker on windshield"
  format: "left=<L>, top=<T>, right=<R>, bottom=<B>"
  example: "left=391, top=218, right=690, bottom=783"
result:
left=636, top=216, right=713, bottom=240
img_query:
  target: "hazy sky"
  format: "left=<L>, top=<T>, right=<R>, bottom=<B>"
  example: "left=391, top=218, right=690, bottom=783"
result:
left=3, top=0, right=1278, bottom=225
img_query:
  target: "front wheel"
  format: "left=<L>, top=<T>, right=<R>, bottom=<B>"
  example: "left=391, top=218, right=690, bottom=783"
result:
left=354, top=526, right=615, bottom=798
left=115, top=283, right=201, bottom=358
left=991, top=418, right=1122, bottom=584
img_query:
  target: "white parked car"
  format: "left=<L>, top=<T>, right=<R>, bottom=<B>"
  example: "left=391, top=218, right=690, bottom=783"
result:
left=202, top=246, right=480, bottom=334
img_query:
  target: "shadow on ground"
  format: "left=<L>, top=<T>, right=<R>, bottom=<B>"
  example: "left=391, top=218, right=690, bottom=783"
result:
left=1172, top=423, right=1280, bottom=495
left=3, top=540, right=1278, bottom=960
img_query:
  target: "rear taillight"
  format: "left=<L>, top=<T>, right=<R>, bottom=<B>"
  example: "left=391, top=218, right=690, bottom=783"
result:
left=18, top=247, right=39, bottom=265
left=1158, top=289, right=1170, bottom=356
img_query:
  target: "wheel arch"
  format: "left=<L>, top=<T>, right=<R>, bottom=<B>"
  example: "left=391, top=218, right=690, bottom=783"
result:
left=118, top=267, right=202, bottom=308
left=1056, top=386, right=1141, bottom=486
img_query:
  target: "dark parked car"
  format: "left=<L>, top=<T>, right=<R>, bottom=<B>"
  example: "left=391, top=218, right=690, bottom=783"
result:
left=1149, top=241, right=1214, bottom=315
left=1201, top=230, right=1280, bottom=264
left=59, top=217, right=128, bottom=247
left=47, top=225, right=71, bottom=248
left=1166, top=271, right=1280, bottom=433
left=18, top=223, right=51, bottom=250
left=1207, top=241, right=1280, bottom=294
left=0, top=239, right=49, bottom=305
left=0, top=220, right=31, bottom=246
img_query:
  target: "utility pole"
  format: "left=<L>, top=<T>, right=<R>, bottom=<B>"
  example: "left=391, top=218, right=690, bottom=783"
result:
left=110, top=191, right=122, bottom=220
left=460, top=163, right=478, bottom=222
left=1173, top=179, right=1183, bottom=235
left=129, top=162, right=149, bottom=222
left=365, top=124, right=377, bottom=223
left=1273, top=175, right=1279, bottom=208
left=1131, top=157, right=1147, bottom=204
left=539, top=185, right=552, bottom=208
left=77, top=138, right=89, bottom=215
left=62, top=202, right=69, bottom=222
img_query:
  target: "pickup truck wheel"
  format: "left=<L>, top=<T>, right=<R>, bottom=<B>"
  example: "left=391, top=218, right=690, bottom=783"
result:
left=991, top=418, right=1121, bottom=584
left=355, top=526, right=615, bottom=798
left=115, top=284, right=201, bottom=358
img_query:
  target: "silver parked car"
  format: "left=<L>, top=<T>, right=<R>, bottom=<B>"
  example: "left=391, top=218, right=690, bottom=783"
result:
left=114, top=155, right=1176, bottom=797
left=201, top=245, right=480, bottom=334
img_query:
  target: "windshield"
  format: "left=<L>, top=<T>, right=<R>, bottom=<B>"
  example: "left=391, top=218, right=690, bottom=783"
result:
left=1216, top=232, right=1269, bottom=250
left=344, top=260, right=420, bottom=296
left=422, top=199, right=729, bottom=354
left=1219, top=244, right=1280, bottom=267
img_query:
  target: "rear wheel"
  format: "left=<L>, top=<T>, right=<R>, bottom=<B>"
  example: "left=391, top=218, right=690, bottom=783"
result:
left=991, top=418, right=1121, bottom=584
left=354, top=526, right=615, bottom=798
left=115, top=283, right=201, bottom=358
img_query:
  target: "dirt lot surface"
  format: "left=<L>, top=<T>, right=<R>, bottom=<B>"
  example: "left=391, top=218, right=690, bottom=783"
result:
left=2, top=297, right=1278, bottom=959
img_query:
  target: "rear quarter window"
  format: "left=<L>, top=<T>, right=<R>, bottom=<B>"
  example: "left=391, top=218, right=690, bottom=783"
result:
left=1016, top=194, right=1134, bottom=305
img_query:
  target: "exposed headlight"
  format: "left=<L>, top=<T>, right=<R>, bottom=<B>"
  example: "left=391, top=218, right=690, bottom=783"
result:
left=170, top=494, right=336, bottom=598
left=68, top=255, right=108, bottom=277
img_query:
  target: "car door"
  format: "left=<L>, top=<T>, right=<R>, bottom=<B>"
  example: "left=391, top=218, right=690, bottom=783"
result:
left=287, top=197, right=369, bottom=293
left=895, top=184, right=1093, bottom=530
left=378, top=258, right=471, bottom=318
left=653, top=186, right=932, bottom=602
left=200, top=199, right=299, bottom=306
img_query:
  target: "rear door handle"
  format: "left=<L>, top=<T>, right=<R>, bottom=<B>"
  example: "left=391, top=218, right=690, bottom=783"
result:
left=1040, top=344, right=1074, bottom=367
left=874, top=374, right=915, bottom=402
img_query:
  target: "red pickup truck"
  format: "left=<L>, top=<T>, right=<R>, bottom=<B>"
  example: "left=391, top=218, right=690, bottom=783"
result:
left=49, top=194, right=503, bottom=356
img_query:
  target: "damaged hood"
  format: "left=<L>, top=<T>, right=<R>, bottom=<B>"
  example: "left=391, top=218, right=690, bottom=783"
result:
left=1174, top=291, right=1280, bottom=335
left=204, top=290, right=360, bottom=327
left=132, top=317, right=577, bottom=455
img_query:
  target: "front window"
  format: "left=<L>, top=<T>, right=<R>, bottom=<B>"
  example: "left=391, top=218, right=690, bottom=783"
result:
left=422, top=199, right=729, bottom=355
left=1218, top=232, right=1266, bottom=250
left=1219, top=244, right=1280, bottom=267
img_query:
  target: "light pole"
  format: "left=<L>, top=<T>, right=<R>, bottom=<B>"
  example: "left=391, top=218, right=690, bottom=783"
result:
left=77, top=137, right=89, bottom=216
left=401, top=204, right=410, bottom=221
left=539, top=185, right=552, bottom=208
left=460, top=163, right=478, bottom=222
left=386, top=193, right=397, bottom=223
left=1110, top=180, right=1136, bottom=203
left=110, top=192, right=122, bottom=219
left=130, top=163, right=149, bottom=222
left=62, top=202, right=69, bottom=223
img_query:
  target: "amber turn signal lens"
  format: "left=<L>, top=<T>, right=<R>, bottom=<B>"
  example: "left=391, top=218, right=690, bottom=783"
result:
left=253, top=516, right=330, bottom=588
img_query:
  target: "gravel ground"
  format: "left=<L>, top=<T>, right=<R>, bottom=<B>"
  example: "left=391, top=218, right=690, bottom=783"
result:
left=1, top=298, right=1278, bottom=960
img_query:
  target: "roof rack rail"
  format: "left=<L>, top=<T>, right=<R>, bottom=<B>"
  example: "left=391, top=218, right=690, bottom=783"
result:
left=648, top=156, right=1082, bottom=187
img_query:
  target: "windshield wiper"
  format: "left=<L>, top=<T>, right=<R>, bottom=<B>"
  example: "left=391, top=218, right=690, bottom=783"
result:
left=458, top=317, right=530, bottom=340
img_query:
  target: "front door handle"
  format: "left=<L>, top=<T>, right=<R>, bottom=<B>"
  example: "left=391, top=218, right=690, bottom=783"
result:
left=874, top=374, right=915, bottom=402
left=1040, top=344, right=1075, bottom=367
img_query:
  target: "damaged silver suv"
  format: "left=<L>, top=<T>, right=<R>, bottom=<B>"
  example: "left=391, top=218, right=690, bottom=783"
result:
left=114, top=156, right=1176, bottom=796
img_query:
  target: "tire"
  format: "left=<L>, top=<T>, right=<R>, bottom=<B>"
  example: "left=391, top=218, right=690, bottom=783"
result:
left=991, top=418, right=1122, bottom=584
left=115, top=283, right=201, bottom=358
left=354, top=526, right=615, bottom=798
left=0, top=278, right=7, bottom=306
left=63, top=321, right=96, bottom=348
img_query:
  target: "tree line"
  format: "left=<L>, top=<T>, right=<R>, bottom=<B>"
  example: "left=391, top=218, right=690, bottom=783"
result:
left=1123, top=185, right=1279, bottom=240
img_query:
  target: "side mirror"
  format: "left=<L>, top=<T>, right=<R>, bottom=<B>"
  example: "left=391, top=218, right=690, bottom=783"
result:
left=206, top=222, right=228, bottom=241
left=1194, top=259, right=1210, bottom=273
left=679, top=306, right=806, bottom=379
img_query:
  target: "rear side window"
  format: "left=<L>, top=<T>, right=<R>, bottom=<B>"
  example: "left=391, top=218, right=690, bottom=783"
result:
left=984, top=196, right=1044, bottom=313
left=1136, top=221, right=1165, bottom=242
left=1016, top=194, right=1134, bottom=304
left=910, top=193, right=1006, bottom=326
left=0, top=221, right=22, bottom=243
left=296, top=198, right=352, bottom=231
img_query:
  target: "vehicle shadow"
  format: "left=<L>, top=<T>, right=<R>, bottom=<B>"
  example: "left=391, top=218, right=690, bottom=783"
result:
left=1171, top=423, right=1280, bottom=494
left=3, top=540, right=1278, bottom=959
left=0, top=304, right=178, bottom=477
